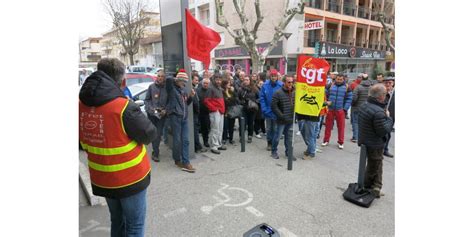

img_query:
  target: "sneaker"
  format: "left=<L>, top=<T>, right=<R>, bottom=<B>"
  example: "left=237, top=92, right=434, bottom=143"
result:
left=296, top=131, right=301, bottom=136
left=211, top=149, right=220, bottom=154
left=271, top=153, right=279, bottom=159
left=247, top=137, right=252, bottom=143
left=302, top=154, right=314, bottom=160
left=181, top=164, right=196, bottom=173
left=384, top=151, right=394, bottom=158
left=196, top=147, right=208, bottom=153
left=316, top=148, right=323, bottom=153
left=372, top=187, right=382, bottom=198
left=255, top=134, right=262, bottom=139
left=321, top=142, right=328, bottom=147
left=151, top=152, right=160, bottom=162
left=350, top=138, right=357, bottom=143
left=174, top=160, right=183, bottom=168
left=338, top=144, right=344, bottom=149
left=218, top=146, right=227, bottom=150
left=266, top=143, right=272, bottom=151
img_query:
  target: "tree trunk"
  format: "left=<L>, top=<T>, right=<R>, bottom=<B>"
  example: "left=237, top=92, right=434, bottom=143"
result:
left=250, top=52, right=264, bottom=74
left=128, top=53, right=134, bottom=65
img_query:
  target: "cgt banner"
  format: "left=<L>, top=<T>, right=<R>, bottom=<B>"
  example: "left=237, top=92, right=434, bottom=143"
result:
left=295, top=55, right=330, bottom=116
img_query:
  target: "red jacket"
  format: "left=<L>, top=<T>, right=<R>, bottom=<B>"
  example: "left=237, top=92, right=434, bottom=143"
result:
left=349, top=79, right=362, bottom=91
left=203, top=82, right=225, bottom=114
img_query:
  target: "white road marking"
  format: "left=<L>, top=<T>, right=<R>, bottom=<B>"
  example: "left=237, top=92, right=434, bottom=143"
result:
left=163, top=207, right=187, bottom=218
left=278, top=227, right=298, bottom=237
left=90, top=227, right=111, bottom=233
left=245, top=206, right=264, bottom=217
left=201, top=183, right=254, bottom=214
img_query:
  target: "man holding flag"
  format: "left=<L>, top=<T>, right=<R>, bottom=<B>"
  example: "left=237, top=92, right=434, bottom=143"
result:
left=294, top=55, right=330, bottom=159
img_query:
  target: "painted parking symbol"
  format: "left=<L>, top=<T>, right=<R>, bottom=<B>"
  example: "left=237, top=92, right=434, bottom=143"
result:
left=201, top=183, right=262, bottom=217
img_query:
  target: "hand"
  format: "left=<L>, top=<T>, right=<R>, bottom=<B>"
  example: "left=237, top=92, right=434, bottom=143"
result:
left=230, top=86, right=234, bottom=92
left=190, top=89, right=196, bottom=97
left=160, top=109, right=167, bottom=117
left=326, top=101, right=332, bottom=106
left=385, top=110, right=390, bottom=117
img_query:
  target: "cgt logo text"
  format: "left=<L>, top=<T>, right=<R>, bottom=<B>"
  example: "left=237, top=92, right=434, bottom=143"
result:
left=300, top=58, right=325, bottom=84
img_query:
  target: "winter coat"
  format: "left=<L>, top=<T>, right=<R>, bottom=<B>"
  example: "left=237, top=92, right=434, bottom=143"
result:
left=271, top=87, right=295, bottom=124
left=260, top=80, right=283, bottom=119
left=358, top=97, right=394, bottom=150
left=203, top=79, right=225, bottom=114
left=79, top=70, right=157, bottom=198
left=326, top=82, right=353, bottom=111
left=197, top=86, right=210, bottom=115
left=223, top=89, right=240, bottom=117
left=385, top=90, right=395, bottom=125
left=165, top=77, right=193, bottom=120
left=238, top=85, right=259, bottom=112
left=351, top=79, right=373, bottom=111
left=144, top=82, right=168, bottom=117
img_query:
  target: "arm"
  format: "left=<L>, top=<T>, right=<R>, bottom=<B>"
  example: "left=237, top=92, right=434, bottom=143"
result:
left=259, top=87, right=271, bottom=116
left=352, top=87, right=359, bottom=106
left=122, top=101, right=158, bottom=144
left=144, top=85, right=155, bottom=115
left=344, top=88, right=353, bottom=111
left=271, top=92, right=284, bottom=120
left=373, top=111, right=394, bottom=138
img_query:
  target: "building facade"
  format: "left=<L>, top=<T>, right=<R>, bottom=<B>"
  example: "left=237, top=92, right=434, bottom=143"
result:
left=99, top=11, right=163, bottom=67
left=290, top=0, right=395, bottom=78
left=79, top=37, right=103, bottom=63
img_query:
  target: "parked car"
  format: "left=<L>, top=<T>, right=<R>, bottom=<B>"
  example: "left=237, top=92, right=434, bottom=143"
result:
left=122, top=73, right=157, bottom=88
left=128, top=65, right=156, bottom=73
left=128, top=82, right=154, bottom=115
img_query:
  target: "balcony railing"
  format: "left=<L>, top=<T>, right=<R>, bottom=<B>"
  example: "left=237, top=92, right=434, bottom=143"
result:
left=343, top=4, right=356, bottom=16
left=357, top=6, right=369, bottom=19
left=327, top=1, right=340, bottom=13
left=306, top=0, right=323, bottom=9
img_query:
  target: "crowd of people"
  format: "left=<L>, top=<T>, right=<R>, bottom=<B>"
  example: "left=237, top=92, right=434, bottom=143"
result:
left=79, top=58, right=394, bottom=236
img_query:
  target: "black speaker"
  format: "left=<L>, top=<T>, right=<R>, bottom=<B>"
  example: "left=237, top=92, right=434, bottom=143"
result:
left=243, top=223, right=280, bottom=237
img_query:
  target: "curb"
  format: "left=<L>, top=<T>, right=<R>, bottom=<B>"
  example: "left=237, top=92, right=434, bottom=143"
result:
left=79, top=151, right=106, bottom=206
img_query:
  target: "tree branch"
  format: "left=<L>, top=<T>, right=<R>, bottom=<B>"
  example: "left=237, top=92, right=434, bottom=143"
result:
left=251, top=0, right=263, bottom=40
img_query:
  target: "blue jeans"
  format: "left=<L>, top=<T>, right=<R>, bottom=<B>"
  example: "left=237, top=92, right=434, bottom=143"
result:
left=169, top=114, right=190, bottom=165
left=148, top=115, right=166, bottom=156
left=105, top=189, right=147, bottom=237
left=301, top=120, right=318, bottom=157
left=272, top=123, right=293, bottom=155
left=351, top=110, right=359, bottom=140
left=298, top=120, right=304, bottom=132
left=265, top=118, right=278, bottom=144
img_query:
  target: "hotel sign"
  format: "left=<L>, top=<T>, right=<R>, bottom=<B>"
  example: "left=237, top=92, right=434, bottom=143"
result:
left=304, top=20, right=324, bottom=30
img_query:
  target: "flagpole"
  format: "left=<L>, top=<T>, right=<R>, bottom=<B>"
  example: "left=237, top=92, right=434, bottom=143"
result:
left=288, top=107, right=296, bottom=171
left=180, top=0, right=195, bottom=160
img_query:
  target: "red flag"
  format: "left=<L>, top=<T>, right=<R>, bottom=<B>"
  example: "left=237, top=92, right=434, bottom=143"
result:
left=185, top=9, right=221, bottom=69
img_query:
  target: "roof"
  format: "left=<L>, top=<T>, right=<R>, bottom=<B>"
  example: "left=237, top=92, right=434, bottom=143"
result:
left=139, top=34, right=162, bottom=45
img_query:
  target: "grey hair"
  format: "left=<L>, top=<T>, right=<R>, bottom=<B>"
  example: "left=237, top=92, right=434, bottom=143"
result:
left=369, top=84, right=387, bottom=98
left=202, top=78, right=211, bottom=84
left=97, top=58, right=125, bottom=83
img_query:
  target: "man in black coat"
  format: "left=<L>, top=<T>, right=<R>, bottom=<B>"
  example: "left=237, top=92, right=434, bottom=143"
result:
left=383, top=76, right=395, bottom=158
left=358, top=84, right=394, bottom=198
left=270, top=75, right=296, bottom=160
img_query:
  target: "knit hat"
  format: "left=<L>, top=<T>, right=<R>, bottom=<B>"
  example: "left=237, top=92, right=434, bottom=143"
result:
left=270, top=69, right=278, bottom=76
left=175, top=69, right=189, bottom=82
left=383, top=76, right=395, bottom=81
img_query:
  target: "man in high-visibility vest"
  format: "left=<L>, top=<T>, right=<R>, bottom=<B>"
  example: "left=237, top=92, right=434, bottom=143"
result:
left=79, top=58, right=157, bottom=237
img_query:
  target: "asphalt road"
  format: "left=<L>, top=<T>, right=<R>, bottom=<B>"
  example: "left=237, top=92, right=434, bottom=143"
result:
left=80, top=117, right=395, bottom=237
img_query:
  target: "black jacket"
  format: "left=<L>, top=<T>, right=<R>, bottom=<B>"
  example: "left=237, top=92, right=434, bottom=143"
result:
left=351, top=79, right=373, bottom=111
left=79, top=70, right=157, bottom=198
left=238, top=85, right=259, bottom=111
left=196, top=86, right=210, bottom=115
left=144, top=81, right=168, bottom=117
left=271, top=87, right=295, bottom=124
left=386, top=90, right=395, bottom=125
left=358, top=97, right=394, bottom=150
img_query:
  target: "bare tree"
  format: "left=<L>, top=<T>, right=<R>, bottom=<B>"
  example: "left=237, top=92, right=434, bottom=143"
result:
left=373, top=0, right=395, bottom=52
left=215, top=0, right=304, bottom=73
left=103, top=0, right=151, bottom=65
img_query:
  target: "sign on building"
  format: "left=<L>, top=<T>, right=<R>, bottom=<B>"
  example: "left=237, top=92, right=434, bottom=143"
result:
left=304, top=20, right=324, bottom=31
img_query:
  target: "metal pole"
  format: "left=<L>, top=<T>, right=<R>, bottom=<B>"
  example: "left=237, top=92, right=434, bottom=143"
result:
left=180, top=0, right=195, bottom=160
left=240, top=116, right=245, bottom=152
left=288, top=111, right=296, bottom=171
